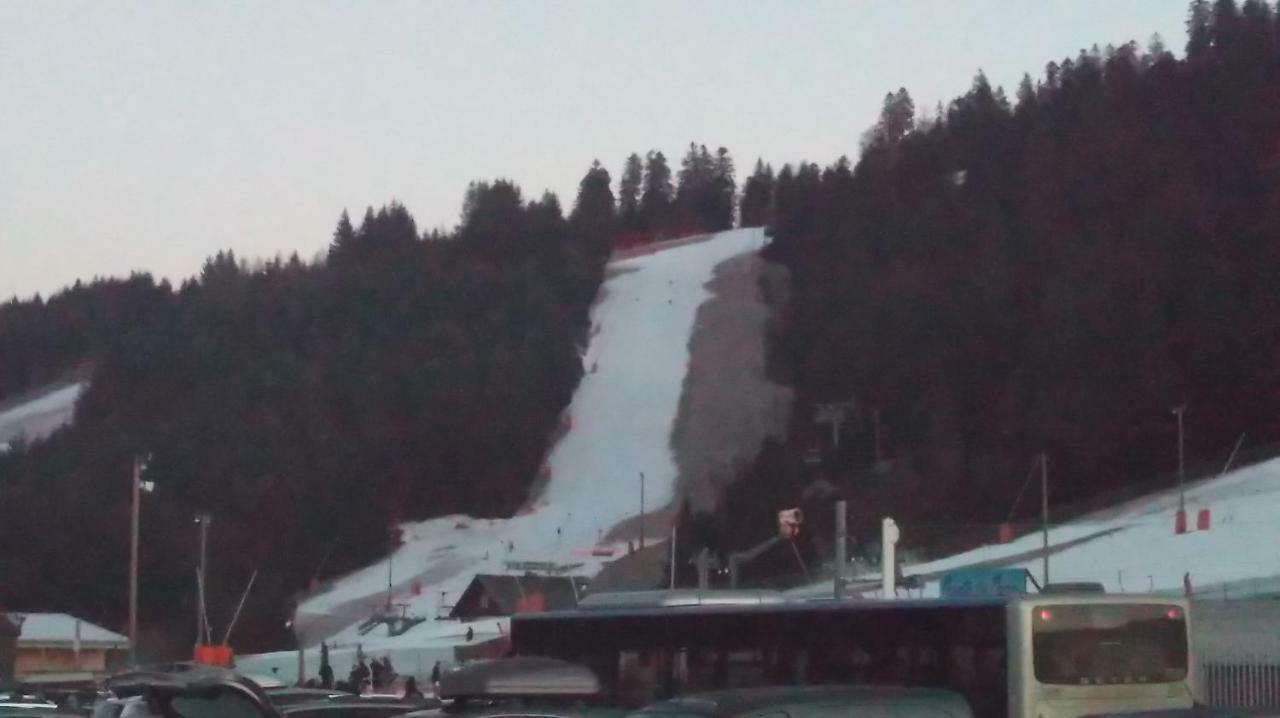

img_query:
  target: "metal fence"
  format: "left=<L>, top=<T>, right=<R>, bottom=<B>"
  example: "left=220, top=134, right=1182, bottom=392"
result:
left=1194, top=600, right=1280, bottom=709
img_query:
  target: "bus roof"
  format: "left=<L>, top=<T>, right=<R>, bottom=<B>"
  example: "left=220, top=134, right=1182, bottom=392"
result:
left=515, top=590, right=1188, bottom=622
left=515, top=593, right=1010, bottom=622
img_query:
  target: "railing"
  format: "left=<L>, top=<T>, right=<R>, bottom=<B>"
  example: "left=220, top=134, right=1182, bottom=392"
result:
left=1194, top=600, right=1280, bottom=709
left=1199, top=657, right=1280, bottom=709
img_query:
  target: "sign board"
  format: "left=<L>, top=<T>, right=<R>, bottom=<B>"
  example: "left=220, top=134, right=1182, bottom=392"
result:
left=504, top=561, right=585, bottom=575
left=939, top=568, right=1028, bottom=598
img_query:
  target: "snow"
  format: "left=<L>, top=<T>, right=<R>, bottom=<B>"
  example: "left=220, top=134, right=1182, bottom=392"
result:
left=14, top=613, right=129, bottom=648
left=0, top=382, right=86, bottom=449
left=240, top=229, right=768, bottom=681
left=789, top=454, right=1280, bottom=600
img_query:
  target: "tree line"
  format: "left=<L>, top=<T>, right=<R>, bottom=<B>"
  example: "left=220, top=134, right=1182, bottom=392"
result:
left=0, top=164, right=619, bottom=654
left=710, top=0, right=1280, bottom=567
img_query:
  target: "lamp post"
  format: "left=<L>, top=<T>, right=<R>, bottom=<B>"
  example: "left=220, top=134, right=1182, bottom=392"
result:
left=194, top=513, right=212, bottom=647
left=128, top=454, right=153, bottom=666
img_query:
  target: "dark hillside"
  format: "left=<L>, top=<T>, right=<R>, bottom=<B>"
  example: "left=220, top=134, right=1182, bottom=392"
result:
left=0, top=165, right=617, bottom=654
left=720, top=1, right=1280, bottom=562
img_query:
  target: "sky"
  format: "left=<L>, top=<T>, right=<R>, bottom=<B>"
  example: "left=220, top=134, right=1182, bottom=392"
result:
left=0, top=1, right=1186, bottom=300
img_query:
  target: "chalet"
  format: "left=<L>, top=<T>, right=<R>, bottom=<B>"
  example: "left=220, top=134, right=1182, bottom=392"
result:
left=10, top=613, right=128, bottom=682
left=448, top=575, right=589, bottom=621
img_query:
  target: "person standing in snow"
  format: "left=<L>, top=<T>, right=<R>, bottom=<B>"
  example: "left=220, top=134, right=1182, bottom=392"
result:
left=465, top=626, right=474, bottom=642
left=370, top=657, right=385, bottom=689
left=319, top=642, right=334, bottom=688
left=351, top=659, right=370, bottom=695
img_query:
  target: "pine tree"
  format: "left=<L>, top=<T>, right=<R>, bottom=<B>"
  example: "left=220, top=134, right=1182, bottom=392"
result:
left=570, top=161, right=617, bottom=262
left=1187, top=0, right=1213, bottom=58
left=327, top=210, right=357, bottom=263
left=638, top=150, right=674, bottom=234
left=1015, top=73, right=1037, bottom=118
left=571, top=160, right=615, bottom=225
left=710, top=147, right=737, bottom=231
left=618, top=153, right=644, bottom=227
left=739, top=159, right=775, bottom=228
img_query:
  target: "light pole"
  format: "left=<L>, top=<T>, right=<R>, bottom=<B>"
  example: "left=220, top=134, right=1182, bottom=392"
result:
left=128, top=454, right=153, bottom=667
left=194, top=513, right=212, bottom=647
left=1173, top=405, right=1187, bottom=514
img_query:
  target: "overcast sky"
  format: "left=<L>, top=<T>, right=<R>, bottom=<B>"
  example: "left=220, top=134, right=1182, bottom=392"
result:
left=1, top=1, right=1185, bottom=300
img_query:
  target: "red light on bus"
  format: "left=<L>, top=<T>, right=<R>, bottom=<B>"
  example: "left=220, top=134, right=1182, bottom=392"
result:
left=1166, top=608, right=1182, bottom=620
left=1038, top=609, right=1052, bottom=621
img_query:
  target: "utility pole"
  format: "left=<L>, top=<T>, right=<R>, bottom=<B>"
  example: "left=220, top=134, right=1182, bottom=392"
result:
left=814, top=402, right=852, bottom=450
left=639, top=472, right=646, bottom=550
left=195, top=514, right=211, bottom=647
left=1173, top=405, right=1187, bottom=514
left=1040, top=454, right=1049, bottom=586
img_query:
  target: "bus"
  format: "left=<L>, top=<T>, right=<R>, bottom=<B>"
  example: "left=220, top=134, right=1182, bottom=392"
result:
left=509, top=588, right=1193, bottom=718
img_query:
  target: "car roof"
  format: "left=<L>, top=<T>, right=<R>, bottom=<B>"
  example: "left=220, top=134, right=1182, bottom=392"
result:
left=105, top=664, right=278, bottom=717
left=633, top=686, right=971, bottom=718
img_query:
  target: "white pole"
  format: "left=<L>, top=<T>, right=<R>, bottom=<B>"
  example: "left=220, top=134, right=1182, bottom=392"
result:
left=881, top=517, right=899, bottom=598
left=222, top=570, right=258, bottom=645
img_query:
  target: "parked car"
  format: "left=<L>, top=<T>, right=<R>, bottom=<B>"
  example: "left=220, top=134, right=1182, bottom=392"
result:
left=626, top=686, right=974, bottom=718
left=103, top=664, right=282, bottom=718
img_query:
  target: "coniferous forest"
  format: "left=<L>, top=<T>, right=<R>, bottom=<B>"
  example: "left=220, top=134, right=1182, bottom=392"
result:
left=0, top=142, right=740, bottom=654
left=711, top=0, right=1280, bottom=569
left=5, top=0, right=1280, bottom=649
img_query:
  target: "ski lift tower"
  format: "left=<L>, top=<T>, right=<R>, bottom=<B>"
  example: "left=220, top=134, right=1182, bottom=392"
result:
left=813, top=400, right=856, bottom=451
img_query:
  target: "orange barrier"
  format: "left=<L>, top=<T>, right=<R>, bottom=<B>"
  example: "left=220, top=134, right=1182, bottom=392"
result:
left=194, top=644, right=234, bottom=666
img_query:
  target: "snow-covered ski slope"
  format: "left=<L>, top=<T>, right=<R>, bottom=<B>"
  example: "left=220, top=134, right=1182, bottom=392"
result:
left=242, top=228, right=768, bottom=677
left=0, top=382, right=86, bottom=452
left=790, top=454, right=1280, bottom=600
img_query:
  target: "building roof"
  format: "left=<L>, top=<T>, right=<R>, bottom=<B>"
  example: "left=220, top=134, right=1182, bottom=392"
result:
left=449, top=575, right=589, bottom=619
left=11, top=614, right=128, bottom=649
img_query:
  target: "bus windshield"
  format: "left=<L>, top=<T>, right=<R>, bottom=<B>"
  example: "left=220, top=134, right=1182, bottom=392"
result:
left=1031, top=603, right=1188, bottom=686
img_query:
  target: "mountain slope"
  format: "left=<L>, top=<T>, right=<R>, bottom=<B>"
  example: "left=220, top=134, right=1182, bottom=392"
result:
left=241, top=227, right=774, bottom=679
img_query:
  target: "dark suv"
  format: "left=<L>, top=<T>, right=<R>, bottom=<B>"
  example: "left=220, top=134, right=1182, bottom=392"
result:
left=103, top=664, right=282, bottom=718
